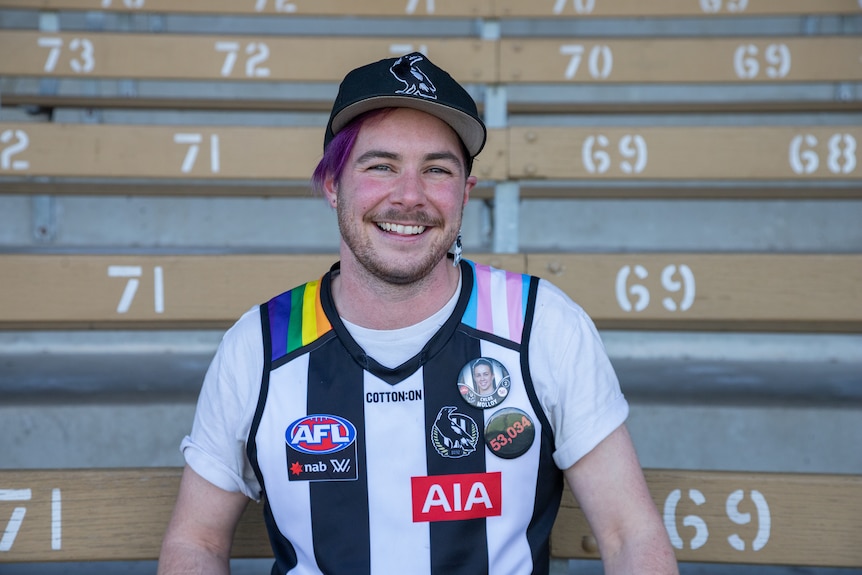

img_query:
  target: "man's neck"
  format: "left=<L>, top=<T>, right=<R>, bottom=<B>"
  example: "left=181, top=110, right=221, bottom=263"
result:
left=331, top=258, right=461, bottom=330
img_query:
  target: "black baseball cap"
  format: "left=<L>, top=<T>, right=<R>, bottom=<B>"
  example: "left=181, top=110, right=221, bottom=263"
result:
left=324, top=52, right=487, bottom=158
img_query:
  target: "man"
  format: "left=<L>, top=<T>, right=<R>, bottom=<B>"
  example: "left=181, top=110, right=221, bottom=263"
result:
left=158, top=53, right=678, bottom=574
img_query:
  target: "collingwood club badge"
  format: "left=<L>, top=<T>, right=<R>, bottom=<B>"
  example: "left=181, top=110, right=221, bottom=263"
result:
left=431, top=406, right=479, bottom=458
left=458, top=357, right=511, bottom=409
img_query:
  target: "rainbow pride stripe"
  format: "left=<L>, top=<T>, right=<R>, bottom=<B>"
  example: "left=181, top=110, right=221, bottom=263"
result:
left=267, top=279, right=332, bottom=361
left=463, top=261, right=531, bottom=344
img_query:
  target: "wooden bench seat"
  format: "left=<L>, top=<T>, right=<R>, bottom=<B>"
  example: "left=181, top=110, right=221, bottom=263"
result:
left=0, top=29, right=858, bottom=112
left=1, top=253, right=859, bottom=332
left=0, top=467, right=859, bottom=566
left=1, top=122, right=858, bottom=191
left=1, top=0, right=858, bottom=18
left=2, top=30, right=856, bottom=85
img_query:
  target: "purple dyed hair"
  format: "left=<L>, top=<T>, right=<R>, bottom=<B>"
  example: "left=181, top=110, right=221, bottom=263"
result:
left=310, top=108, right=473, bottom=196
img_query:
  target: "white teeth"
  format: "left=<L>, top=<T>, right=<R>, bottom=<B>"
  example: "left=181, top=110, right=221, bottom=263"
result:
left=378, top=222, right=426, bottom=235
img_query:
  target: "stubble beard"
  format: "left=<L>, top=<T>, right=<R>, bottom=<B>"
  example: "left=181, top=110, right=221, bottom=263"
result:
left=337, top=202, right=462, bottom=286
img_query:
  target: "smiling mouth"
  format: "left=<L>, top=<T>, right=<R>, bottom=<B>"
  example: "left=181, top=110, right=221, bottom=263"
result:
left=377, top=222, right=426, bottom=235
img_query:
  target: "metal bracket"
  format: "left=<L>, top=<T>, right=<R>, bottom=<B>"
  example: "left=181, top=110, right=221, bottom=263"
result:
left=32, top=195, right=57, bottom=243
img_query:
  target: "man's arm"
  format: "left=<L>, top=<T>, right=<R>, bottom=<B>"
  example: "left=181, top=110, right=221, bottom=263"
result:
left=564, top=424, right=679, bottom=574
left=157, top=464, right=251, bottom=575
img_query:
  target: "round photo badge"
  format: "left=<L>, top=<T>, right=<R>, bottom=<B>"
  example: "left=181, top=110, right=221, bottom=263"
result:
left=484, top=407, right=536, bottom=459
left=457, top=357, right=511, bottom=409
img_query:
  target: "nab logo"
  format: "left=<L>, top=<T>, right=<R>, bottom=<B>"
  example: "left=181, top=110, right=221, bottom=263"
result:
left=286, top=414, right=356, bottom=455
left=411, top=472, right=502, bottom=523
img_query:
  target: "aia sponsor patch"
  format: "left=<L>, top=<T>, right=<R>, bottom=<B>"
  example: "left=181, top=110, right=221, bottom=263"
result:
left=411, top=472, right=502, bottom=522
left=285, top=414, right=358, bottom=482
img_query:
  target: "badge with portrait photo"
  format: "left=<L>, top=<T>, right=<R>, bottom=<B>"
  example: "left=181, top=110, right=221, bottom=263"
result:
left=457, top=357, right=511, bottom=409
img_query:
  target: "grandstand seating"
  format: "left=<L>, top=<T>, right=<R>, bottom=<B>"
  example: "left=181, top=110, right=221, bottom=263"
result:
left=1, top=1, right=860, bottom=573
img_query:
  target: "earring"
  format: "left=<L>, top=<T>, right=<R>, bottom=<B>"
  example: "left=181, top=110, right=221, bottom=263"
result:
left=452, top=230, right=463, bottom=267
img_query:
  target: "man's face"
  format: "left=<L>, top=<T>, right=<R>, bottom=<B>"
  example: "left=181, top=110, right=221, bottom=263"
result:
left=473, top=363, right=494, bottom=394
left=327, top=108, right=476, bottom=286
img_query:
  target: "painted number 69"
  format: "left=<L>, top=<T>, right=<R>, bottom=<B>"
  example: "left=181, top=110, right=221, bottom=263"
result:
left=663, top=488, right=770, bottom=552
left=615, top=264, right=695, bottom=313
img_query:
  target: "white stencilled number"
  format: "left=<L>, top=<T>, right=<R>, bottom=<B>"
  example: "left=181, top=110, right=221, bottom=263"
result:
left=615, top=265, right=650, bottom=312
left=68, top=37, right=95, bottom=73
left=764, top=44, right=791, bottom=79
left=245, top=42, right=270, bottom=77
left=101, top=0, right=145, bottom=8
left=726, top=490, right=771, bottom=552
left=553, top=0, right=596, bottom=14
left=619, top=134, right=648, bottom=174
left=790, top=134, right=857, bottom=175
left=616, top=264, right=695, bottom=313
left=827, top=134, right=857, bottom=175
left=734, top=44, right=790, bottom=79
left=389, top=44, right=429, bottom=56
left=661, top=264, right=695, bottom=312
left=37, top=37, right=95, bottom=73
left=664, top=489, right=709, bottom=551
left=107, top=265, right=164, bottom=314
left=734, top=44, right=759, bottom=79
left=582, top=134, right=611, bottom=174
left=700, top=0, right=748, bottom=13
left=560, top=44, right=613, bottom=79
left=405, top=0, right=435, bottom=14
left=0, top=489, right=31, bottom=552
left=173, top=133, right=221, bottom=174
left=583, top=134, right=646, bottom=174
left=0, top=489, right=60, bottom=552
left=215, top=41, right=270, bottom=77
left=789, top=134, right=819, bottom=175
left=254, top=0, right=297, bottom=12
left=0, top=129, right=30, bottom=171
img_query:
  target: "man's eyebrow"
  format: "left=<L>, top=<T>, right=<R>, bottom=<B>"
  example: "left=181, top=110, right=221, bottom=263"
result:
left=354, top=150, right=400, bottom=164
left=354, top=149, right=464, bottom=168
left=424, top=151, right=463, bottom=166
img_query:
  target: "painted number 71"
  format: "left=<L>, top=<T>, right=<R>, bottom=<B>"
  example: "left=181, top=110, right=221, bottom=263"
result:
left=107, top=265, right=164, bottom=314
left=0, top=489, right=61, bottom=552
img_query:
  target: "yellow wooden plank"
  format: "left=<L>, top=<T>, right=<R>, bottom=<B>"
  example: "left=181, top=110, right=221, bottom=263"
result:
left=500, top=37, right=862, bottom=84
left=0, top=124, right=507, bottom=182
left=0, top=0, right=494, bottom=17
left=525, top=253, right=862, bottom=331
left=508, top=126, right=862, bottom=180
left=0, top=468, right=271, bottom=562
left=494, top=0, right=862, bottom=18
left=552, top=469, right=862, bottom=567
left=0, top=254, right=525, bottom=328
left=0, top=31, right=496, bottom=84
left=2, top=467, right=859, bottom=565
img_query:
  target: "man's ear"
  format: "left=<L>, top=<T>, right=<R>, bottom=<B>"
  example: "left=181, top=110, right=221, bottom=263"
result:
left=463, top=175, right=478, bottom=207
left=322, top=175, right=338, bottom=209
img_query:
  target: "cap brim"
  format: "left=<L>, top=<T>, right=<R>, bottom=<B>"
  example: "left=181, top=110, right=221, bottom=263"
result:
left=330, top=95, right=486, bottom=158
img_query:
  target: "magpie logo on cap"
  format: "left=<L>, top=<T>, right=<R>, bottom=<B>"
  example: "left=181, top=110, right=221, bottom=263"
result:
left=324, top=52, right=487, bottom=158
left=390, top=53, right=437, bottom=100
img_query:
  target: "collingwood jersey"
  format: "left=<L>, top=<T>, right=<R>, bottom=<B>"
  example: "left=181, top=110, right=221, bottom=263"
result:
left=248, top=259, right=564, bottom=575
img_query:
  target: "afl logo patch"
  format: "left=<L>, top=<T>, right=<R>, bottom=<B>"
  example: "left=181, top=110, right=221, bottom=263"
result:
left=286, top=414, right=356, bottom=455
